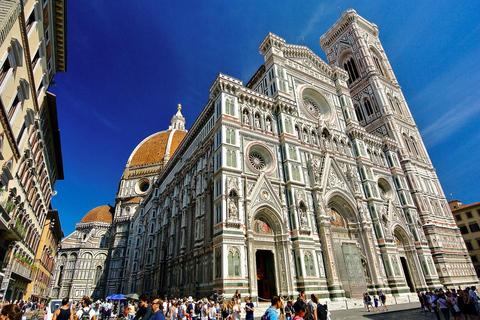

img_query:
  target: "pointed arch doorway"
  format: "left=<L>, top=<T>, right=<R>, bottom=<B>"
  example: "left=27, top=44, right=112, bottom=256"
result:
left=328, top=196, right=369, bottom=298
left=256, top=249, right=276, bottom=299
left=394, top=227, right=416, bottom=292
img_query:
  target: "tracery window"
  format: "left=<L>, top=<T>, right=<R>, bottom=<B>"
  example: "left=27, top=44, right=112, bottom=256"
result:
left=343, top=57, right=360, bottom=84
left=354, top=105, right=364, bottom=122
left=225, top=99, right=235, bottom=116
left=228, top=249, right=240, bottom=276
left=304, top=253, right=315, bottom=277
left=372, top=55, right=384, bottom=76
left=226, top=150, right=237, bottom=167
left=226, top=129, right=235, bottom=144
left=364, top=99, right=374, bottom=117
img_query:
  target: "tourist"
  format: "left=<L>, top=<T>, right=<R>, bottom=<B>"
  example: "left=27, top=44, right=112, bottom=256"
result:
left=1, top=304, right=22, bottom=320
left=378, top=290, right=388, bottom=311
left=436, top=293, right=449, bottom=320
left=200, top=299, right=209, bottom=320
left=262, top=296, right=281, bottom=320
left=168, top=300, right=177, bottom=320
left=446, top=291, right=460, bottom=320
left=208, top=301, right=217, bottom=320
left=292, top=300, right=306, bottom=320
left=230, top=300, right=240, bottom=320
left=134, top=294, right=152, bottom=320
left=244, top=297, right=254, bottom=320
left=373, top=296, right=380, bottom=313
left=149, top=299, right=165, bottom=320
left=128, top=302, right=136, bottom=320
left=284, top=300, right=292, bottom=320
left=52, top=298, right=74, bottom=320
left=469, top=286, right=479, bottom=315
left=278, top=295, right=284, bottom=320
left=307, top=295, right=318, bottom=320
left=74, top=296, right=96, bottom=320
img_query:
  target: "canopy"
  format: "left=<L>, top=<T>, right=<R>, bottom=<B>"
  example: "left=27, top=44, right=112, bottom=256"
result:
left=106, top=294, right=127, bottom=300
left=125, top=293, right=139, bottom=300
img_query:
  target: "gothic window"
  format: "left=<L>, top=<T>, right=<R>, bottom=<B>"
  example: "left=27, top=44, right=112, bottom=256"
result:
left=372, top=55, right=384, bottom=76
left=226, top=150, right=236, bottom=167
left=215, top=249, right=221, bottom=278
left=395, top=98, right=404, bottom=115
left=94, top=266, right=102, bottom=284
left=304, top=253, right=315, bottom=277
left=228, top=249, right=240, bottom=276
left=226, top=129, right=235, bottom=144
left=410, top=137, right=421, bottom=156
left=343, top=57, right=360, bottom=84
left=354, top=105, right=364, bottom=122
left=225, top=99, right=235, bottom=116
left=364, top=99, right=374, bottom=117
left=99, top=236, right=106, bottom=248
left=57, top=266, right=64, bottom=286
left=403, top=134, right=412, bottom=153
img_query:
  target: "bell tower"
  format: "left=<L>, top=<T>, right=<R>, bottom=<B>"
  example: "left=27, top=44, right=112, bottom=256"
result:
left=320, top=9, right=478, bottom=287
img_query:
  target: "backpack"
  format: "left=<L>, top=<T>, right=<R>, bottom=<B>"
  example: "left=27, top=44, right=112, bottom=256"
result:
left=261, top=307, right=275, bottom=320
left=194, top=303, right=202, bottom=315
left=80, top=308, right=91, bottom=320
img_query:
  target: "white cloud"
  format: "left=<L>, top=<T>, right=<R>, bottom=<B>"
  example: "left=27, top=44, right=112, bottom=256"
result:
left=421, top=94, right=480, bottom=147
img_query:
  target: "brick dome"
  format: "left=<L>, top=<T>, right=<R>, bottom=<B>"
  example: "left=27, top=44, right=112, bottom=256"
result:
left=80, top=205, right=114, bottom=223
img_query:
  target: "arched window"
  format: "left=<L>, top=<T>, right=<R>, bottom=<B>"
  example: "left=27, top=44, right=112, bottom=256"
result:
left=94, top=266, right=102, bottom=284
left=228, top=250, right=240, bottom=276
left=57, top=266, right=64, bottom=286
left=215, top=249, right=221, bottom=278
left=99, top=235, right=106, bottom=248
left=364, top=99, right=374, bottom=117
left=410, top=137, right=421, bottom=156
left=395, top=98, right=404, bottom=115
left=343, top=57, right=360, bottom=84
left=304, top=253, right=315, bottom=277
left=354, top=105, right=364, bottom=122
left=372, top=54, right=384, bottom=76
left=403, top=134, right=412, bottom=153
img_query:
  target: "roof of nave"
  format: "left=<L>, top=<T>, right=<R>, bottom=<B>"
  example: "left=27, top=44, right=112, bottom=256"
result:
left=123, top=105, right=187, bottom=174
left=80, top=205, right=114, bottom=224
left=125, top=197, right=142, bottom=204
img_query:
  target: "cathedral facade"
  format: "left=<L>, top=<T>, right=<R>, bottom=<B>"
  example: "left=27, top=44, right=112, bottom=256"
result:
left=51, top=9, right=477, bottom=301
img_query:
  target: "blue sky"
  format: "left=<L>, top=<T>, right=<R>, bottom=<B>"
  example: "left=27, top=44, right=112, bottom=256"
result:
left=50, top=1, right=480, bottom=236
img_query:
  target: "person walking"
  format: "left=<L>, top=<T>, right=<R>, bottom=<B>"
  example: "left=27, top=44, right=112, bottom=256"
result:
left=284, top=301, right=292, bottom=320
left=243, top=297, right=254, bottom=320
left=379, top=290, right=388, bottom=311
left=307, top=295, right=318, bottom=320
left=437, top=293, right=450, bottom=320
left=230, top=300, right=240, bottom=320
left=52, top=298, right=74, bottom=320
left=149, top=299, right=165, bottom=320
left=291, top=300, right=306, bottom=320
left=262, top=296, right=281, bottom=320
left=134, top=294, right=153, bottom=320
left=74, top=296, right=96, bottom=320
left=1, top=304, right=22, bottom=320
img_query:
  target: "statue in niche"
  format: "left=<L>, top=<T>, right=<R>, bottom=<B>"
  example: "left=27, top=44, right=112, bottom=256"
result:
left=243, top=111, right=249, bottom=125
left=228, top=198, right=238, bottom=219
left=310, top=158, right=321, bottom=184
left=255, top=115, right=261, bottom=128
left=361, top=258, right=371, bottom=283
left=346, top=165, right=360, bottom=192
left=266, top=118, right=272, bottom=132
left=299, top=207, right=308, bottom=229
left=311, top=134, right=317, bottom=145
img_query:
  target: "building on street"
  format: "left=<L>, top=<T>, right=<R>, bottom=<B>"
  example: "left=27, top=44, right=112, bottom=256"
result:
left=52, top=9, right=476, bottom=301
left=449, top=199, right=480, bottom=278
left=0, top=0, right=66, bottom=302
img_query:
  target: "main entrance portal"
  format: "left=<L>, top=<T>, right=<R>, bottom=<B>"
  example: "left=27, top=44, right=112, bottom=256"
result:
left=256, top=250, right=276, bottom=300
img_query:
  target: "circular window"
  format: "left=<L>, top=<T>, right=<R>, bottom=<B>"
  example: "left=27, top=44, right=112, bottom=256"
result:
left=246, top=143, right=275, bottom=174
left=135, top=179, right=150, bottom=194
left=249, top=152, right=265, bottom=171
left=377, top=178, right=393, bottom=200
left=300, top=87, right=333, bottom=121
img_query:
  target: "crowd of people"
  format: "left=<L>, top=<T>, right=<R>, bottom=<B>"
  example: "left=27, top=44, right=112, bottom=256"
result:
left=2, top=285, right=480, bottom=320
left=417, top=286, right=480, bottom=320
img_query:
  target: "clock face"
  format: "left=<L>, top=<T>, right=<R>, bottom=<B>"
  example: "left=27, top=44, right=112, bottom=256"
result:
left=300, top=87, right=333, bottom=121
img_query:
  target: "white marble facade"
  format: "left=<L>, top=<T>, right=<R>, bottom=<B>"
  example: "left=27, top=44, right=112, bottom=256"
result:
left=51, top=9, right=477, bottom=301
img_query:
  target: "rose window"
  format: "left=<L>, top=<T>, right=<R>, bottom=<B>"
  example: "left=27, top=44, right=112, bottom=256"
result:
left=303, top=97, right=320, bottom=118
left=249, top=152, right=265, bottom=171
